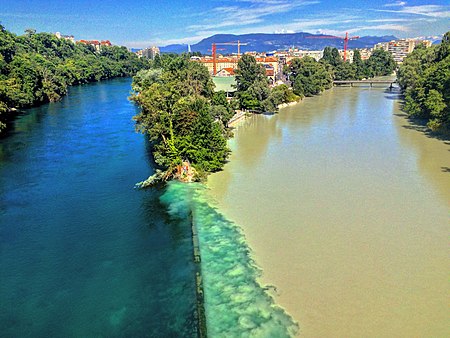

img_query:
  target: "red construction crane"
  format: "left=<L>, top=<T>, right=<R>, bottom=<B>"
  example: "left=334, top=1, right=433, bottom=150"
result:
left=210, top=41, right=249, bottom=75
left=306, top=32, right=359, bottom=61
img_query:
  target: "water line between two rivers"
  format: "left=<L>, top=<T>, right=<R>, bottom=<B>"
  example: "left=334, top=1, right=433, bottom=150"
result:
left=160, top=181, right=299, bottom=337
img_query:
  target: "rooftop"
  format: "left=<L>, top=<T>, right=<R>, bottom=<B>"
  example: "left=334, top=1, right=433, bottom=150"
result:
left=212, top=76, right=237, bottom=93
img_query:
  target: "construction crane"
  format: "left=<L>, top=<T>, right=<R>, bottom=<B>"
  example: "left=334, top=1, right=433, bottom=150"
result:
left=306, top=32, right=359, bottom=62
left=211, top=41, right=249, bottom=75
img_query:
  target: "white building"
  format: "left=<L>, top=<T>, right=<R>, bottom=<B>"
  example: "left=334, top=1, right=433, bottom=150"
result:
left=374, top=39, right=432, bottom=63
left=55, top=32, right=75, bottom=43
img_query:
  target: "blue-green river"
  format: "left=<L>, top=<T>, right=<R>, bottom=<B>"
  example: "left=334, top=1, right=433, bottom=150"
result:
left=0, top=78, right=297, bottom=337
left=0, top=79, right=198, bottom=337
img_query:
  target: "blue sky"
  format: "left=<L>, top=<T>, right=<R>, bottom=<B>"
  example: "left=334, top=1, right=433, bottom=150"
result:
left=1, top=0, right=449, bottom=47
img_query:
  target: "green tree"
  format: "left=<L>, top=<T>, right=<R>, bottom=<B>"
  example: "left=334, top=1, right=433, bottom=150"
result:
left=334, top=62, right=356, bottom=80
left=366, top=49, right=396, bottom=77
left=397, top=30, right=450, bottom=131
left=235, top=54, right=271, bottom=111
left=211, top=90, right=234, bottom=127
left=0, top=24, right=148, bottom=133
left=289, top=56, right=333, bottom=97
left=131, top=55, right=231, bottom=181
left=321, top=47, right=342, bottom=67
left=353, top=49, right=365, bottom=79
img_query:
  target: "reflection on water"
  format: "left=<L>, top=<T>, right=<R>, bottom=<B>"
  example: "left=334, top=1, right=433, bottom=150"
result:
left=208, top=86, right=450, bottom=337
left=393, top=109, right=450, bottom=207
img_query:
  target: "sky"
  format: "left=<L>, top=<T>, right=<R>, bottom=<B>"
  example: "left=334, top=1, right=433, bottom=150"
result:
left=0, top=0, right=449, bottom=48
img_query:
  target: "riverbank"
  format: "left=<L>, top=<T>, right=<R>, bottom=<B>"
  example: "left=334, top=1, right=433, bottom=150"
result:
left=206, top=86, right=450, bottom=337
left=227, top=101, right=300, bottom=128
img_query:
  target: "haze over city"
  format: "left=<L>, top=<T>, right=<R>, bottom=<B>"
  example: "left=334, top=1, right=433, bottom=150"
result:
left=1, top=0, right=448, bottom=48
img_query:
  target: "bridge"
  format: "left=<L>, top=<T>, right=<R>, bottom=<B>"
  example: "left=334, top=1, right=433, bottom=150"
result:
left=333, top=80, right=397, bottom=88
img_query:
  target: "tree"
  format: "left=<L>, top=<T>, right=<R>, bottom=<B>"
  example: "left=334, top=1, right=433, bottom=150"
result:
left=24, top=28, right=36, bottom=37
left=353, top=49, right=365, bottom=79
left=235, top=54, right=271, bottom=111
left=366, top=49, right=396, bottom=77
left=321, top=47, right=342, bottom=67
left=131, top=55, right=231, bottom=181
left=211, top=91, right=234, bottom=127
left=397, top=30, right=450, bottom=131
left=334, top=62, right=356, bottom=80
left=0, top=24, right=148, bottom=133
left=289, top=56, right=333, bottom=97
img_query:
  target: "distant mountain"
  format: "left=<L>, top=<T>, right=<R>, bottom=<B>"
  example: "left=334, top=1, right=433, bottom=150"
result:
left=160, top=32, right=397, bottom=54
left=160, top=44, right=189, bottom=54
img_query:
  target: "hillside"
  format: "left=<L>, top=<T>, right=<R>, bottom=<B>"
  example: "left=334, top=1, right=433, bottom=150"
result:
left=160, top=32, right=397, bottom=54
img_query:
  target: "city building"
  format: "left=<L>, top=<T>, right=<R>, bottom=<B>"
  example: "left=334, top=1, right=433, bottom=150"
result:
left=199, top=56, right=238, bottom=74
left=212, top=76, right=236, bottom=97
left=195, top=55, right=280, bottom=80
left=216, top=68, right=235, bottom=77
left=54, top=32, right=75, bottom=43
left=339, top=49, right=353, bottom=63
left=77, top=39, right=112, bottom=51
left=374, top=38, right=432, bottom=63
left=138, top=46, right=160, bottom=59
left=358, top=48, right=372, bottom=60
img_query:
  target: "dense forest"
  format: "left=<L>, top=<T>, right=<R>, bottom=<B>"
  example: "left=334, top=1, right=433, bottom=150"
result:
left=397, top=31, right=449, bottom=131
left=0, top=24, right=148, bottom=132
left=131, top=55, right=233, bottom=184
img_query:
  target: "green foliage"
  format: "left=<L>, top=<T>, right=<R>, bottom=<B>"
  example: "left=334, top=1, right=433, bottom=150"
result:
left=289, top=56, right=333, bottom=97
left=397, top=31, right=450, bottom=131
left=0, top=101, right=7, bottom=131
left=0, top=25, right=149, bottom=132
left=322, top=47, right=342, bottom=67
left=333, top=62, right=356, bottom=80
left=131, top=68, right=162, bottom=92
left=365, top=49, right=396, bottom=77
left=269, top=84, right=300, bottom=105
left=234, top=54, right=272, bottom=111
left=321, top=47, right=395, bottom=80
left=352, top=49, right=365, bottom=79
left=211, top=91, right=234, bottom=127
left=131, top=55, right=231, bottom=178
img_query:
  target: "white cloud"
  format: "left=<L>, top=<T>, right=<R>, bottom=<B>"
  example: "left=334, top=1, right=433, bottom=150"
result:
left=355, top=23, right=410, bottom=33
left=383, top=1, right=406, bottom=7
left=366, top=18, right=410, bottom=22
left=377, top=4, right=450, bottom=18
left=187, top=1, right=319, bottom=32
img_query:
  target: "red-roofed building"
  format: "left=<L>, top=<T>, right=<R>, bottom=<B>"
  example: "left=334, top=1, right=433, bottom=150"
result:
left=195, top=55, right=280, bottom=79
left=78, top=39, right=112, bottom=51
left=216, top=67, right=235, bottom=77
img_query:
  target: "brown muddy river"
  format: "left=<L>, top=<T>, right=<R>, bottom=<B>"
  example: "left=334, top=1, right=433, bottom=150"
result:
left=207, top=85, right=450, bottom=337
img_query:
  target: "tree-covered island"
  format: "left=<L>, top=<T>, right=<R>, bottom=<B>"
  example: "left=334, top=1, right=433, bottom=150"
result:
left=0, top=24, right=148, bottom=133
left=131, top=55, right=232, bottom=185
